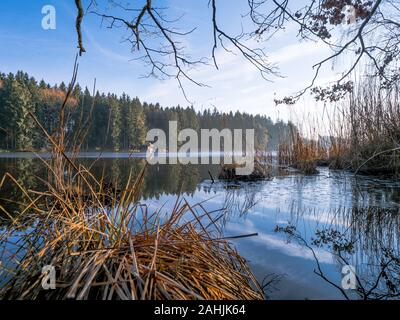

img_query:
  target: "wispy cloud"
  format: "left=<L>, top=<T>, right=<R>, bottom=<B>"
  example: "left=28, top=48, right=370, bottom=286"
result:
left=140, top=38, right=334, bottom=121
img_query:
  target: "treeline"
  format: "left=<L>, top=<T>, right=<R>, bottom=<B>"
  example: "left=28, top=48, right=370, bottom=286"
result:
left=0, top=71, right=293, bottom=151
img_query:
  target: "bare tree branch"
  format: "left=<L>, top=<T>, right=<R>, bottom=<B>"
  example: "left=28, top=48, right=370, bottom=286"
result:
left=73, top=1, right=400, bottom=103
left=75, top=0, right=86, bottom=56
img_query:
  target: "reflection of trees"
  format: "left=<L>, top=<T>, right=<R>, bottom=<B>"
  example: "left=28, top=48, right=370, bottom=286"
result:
left=16, top=158, right=36, bottom=191
left=348, top=206, right=400, bottom=254
left=276, top=224, right=400, bottom=300
left=285, top=203, right=400, bottom=299
left=143, top=163, right=201, bottom=199
left=0, top=157, right=221, bottom=216
left=289, top=203, right=400, bottom=260
left=286, top=171, right=400, bottom=256
left=85, top=158, right=205, bottom=200
left=284, top=173, right=400, bottom=299
left=198, top=181, right=262, bottom=226
left=110, top=158, right=121, bottom=185
left=346, top=178, right=400, bottom=272
left=351, top=177, right=400, bottom=209
left=289, top=204, right=400, bottom=253
left=222, top=183, right=259, bottom=220
left=0, top=158, right=41, bottom=221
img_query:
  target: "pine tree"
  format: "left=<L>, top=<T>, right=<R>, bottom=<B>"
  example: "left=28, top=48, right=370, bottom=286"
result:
left=128, top=97, right=147, bottom=149
left=110, top=96, right=122, bottom=151
left=5, top=79, right=35, bottom=150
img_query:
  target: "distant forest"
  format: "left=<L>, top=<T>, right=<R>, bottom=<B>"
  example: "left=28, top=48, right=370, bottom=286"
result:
left=0, top=71, right=293, bottom=152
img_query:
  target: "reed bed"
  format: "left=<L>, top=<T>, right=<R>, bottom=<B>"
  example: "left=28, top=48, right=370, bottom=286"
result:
left=277, top=126, right=322, bottom=174
left=343, top=77, right=400, bottom=175
left=278, top=130, right=352, bottom=174
left=278, top=76, right=400, bottom=176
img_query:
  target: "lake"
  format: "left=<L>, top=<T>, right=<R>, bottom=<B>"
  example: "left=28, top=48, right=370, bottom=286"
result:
left=0, top=152, right=399, bottom=299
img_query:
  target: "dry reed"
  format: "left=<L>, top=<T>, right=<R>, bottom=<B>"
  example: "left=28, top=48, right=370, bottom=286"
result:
left=0, top=165, right=263, bottom=299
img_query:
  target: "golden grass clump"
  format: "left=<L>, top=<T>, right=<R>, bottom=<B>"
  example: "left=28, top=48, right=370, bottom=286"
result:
left=0, top=158, right=263, bottom=300
left=278, top=129, right=320, bottom=175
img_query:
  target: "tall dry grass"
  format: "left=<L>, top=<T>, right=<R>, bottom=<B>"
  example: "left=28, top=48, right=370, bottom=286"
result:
left=278, top=76, right=400, bottom=176
left=277, top=124, right=325, bottom=174
left=344, top=77, right=400, bottom=175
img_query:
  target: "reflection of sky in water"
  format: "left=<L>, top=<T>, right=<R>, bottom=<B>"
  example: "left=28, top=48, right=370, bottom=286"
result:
left=144, top=167, right=400, bottom=299
left=1, top=155, right=399, bottom=300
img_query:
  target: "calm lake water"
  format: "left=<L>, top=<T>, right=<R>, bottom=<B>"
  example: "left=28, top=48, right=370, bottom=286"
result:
left=1, top=153, right=399, bottom=299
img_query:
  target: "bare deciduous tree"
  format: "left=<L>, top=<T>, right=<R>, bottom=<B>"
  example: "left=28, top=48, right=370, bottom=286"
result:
left=74, top=1, right=400, bottom=103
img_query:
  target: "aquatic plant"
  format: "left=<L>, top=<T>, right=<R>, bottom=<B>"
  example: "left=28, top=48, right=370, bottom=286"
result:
left=344, top=77, right=400, bottom=175
left=277, top=125, right=321, bottom=175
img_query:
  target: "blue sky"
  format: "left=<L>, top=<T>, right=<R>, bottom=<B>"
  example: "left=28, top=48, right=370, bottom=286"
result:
left=0, top=0, right=341, bottom=124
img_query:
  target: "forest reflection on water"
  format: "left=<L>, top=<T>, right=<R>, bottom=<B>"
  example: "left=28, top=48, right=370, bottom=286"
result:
left=0, top=154, right=399, bottom=299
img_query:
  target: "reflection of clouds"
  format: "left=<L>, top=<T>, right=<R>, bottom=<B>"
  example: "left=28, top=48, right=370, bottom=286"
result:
left=275, top=219, right=289, bottom=224
left=300, top=211, right=349, bottom=228
left=193, top=178, right=350, bottom=228
left=128, top=162, right=400, bottom=298
left=226, top=221, right=334, bottom=264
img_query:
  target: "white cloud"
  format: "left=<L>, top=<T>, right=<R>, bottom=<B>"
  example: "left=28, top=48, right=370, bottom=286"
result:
left=269, top=41, right=330, bottom=65
left=139, top=37, right=339, bottom=123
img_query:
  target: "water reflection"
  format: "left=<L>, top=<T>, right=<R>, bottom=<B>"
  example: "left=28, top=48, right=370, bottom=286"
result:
left=0, top=155, right=399, bottom=299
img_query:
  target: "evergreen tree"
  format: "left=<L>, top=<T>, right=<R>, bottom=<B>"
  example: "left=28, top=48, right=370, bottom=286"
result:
left=5, top=79, right=35, bottom=150
left=0, top=70, right=294, bottom=152
left=110, top=95, right=122, bottom=151
left=128, top=97, right=147, bottom=148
